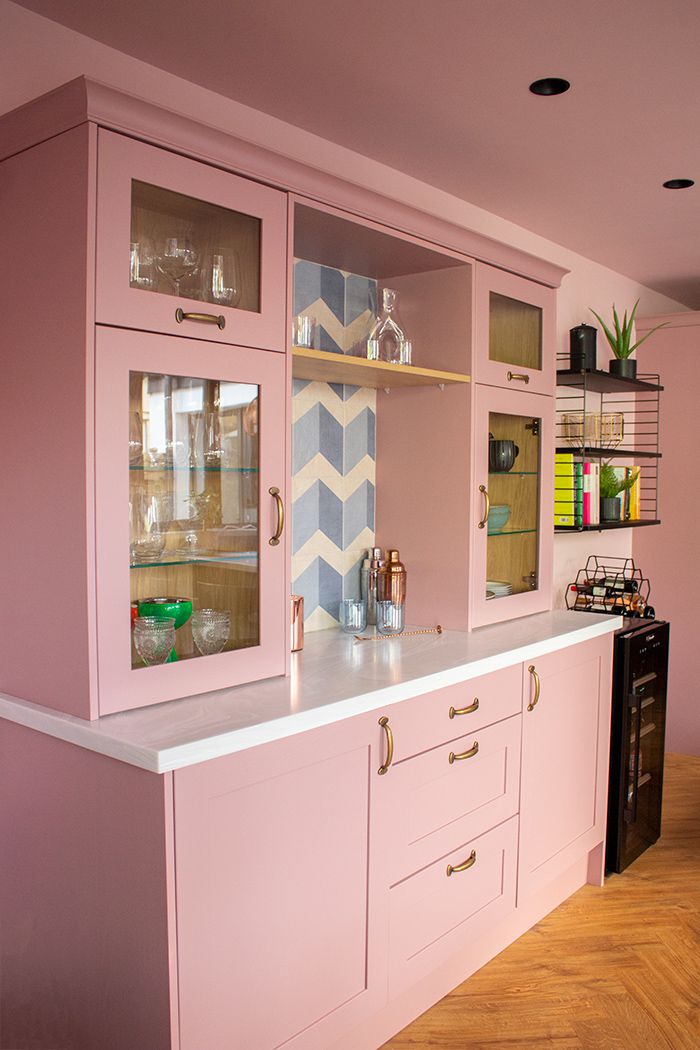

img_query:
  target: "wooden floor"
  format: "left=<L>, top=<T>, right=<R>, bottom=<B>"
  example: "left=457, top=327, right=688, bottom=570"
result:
left=382, top=753, right=700, bottom=1049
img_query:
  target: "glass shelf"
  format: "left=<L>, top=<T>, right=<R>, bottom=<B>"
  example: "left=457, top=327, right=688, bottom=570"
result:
left=130, top=552, right=258, bottom=570
left=129, top=465, right=258, bottom=473
left=487, top=528, right=537, bottom=537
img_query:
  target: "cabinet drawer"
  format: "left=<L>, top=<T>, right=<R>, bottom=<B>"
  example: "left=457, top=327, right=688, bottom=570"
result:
left=387, top=663, right=522, bottom=763
left=388, top=816, right=518, bottom=995
left=385, top=714, right=521, bottom=880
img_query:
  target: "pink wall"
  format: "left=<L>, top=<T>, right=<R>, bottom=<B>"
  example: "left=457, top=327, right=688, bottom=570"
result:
left=633, top=314, right=700, bottom=756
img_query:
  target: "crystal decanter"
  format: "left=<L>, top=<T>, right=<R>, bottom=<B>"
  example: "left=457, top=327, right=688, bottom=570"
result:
left=366, top=287, right=407, bottom=363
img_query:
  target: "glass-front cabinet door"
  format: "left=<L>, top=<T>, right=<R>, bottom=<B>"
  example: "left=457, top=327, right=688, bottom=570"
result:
left=473, top=263, right=556, bottom=396
left=95, top=326, right=287, bottom=716
left=471, top=387, right=554, bottom=628
left=96, top=129, right=287, bottom=351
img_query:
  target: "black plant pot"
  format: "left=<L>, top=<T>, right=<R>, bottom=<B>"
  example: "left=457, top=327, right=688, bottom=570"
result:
left=600, top=497, right=622, bottom=522
left=609, top=358, right=637, bottom=380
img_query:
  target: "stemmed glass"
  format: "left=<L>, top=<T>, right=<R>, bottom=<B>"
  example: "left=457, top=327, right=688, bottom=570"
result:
left=154, top=238, right=200, bottom=296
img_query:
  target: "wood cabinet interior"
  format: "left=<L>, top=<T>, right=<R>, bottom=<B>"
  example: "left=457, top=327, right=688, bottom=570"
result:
left=489, top=291, right=542, bottom=371
left=487, top=410, right=540, bottom=596
left=131, top=180, right=262, bottom=312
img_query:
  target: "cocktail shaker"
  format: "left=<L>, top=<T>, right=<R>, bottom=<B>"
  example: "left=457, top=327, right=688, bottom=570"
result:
left=377, top=549, right=407, bottom=606
left=361, top=547, right=385, bottom=625
left=290, top=595, right=304, bottom=652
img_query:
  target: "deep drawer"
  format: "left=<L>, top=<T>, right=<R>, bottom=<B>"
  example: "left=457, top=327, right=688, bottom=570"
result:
left=388, top=815, right=518, bottom=995
left=383, top=714, right=521, bottom=881
left=385, top=662, right=522, bottom=764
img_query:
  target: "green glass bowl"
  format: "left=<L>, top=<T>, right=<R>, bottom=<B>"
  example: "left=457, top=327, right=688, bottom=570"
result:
left=138, top=596, right=193, bottom=629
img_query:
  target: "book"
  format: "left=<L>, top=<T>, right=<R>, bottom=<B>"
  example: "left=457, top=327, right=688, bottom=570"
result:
left=554, top=453, right=576, bottom=526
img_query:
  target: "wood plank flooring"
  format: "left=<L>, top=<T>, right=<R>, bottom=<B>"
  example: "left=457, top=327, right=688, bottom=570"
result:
left=381, top=753, right=700, bottom=1049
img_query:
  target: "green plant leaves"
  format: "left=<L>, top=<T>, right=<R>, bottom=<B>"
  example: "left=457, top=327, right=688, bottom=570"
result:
left=590, top=299, right=668, bottom=359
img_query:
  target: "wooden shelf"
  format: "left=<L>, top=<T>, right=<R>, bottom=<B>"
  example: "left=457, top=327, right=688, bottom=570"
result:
left=292, top=347, right=470, bottom=389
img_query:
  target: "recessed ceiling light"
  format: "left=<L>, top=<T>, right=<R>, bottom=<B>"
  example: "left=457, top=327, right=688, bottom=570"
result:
left=662, top=178, right=694, bottom=189
left=529, top=77, right=570, bottom=96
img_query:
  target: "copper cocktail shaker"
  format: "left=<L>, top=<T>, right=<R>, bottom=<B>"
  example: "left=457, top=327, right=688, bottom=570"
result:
left=377, top=549, right=406, bottom=605
left=290, top=595, right=304, bottom=652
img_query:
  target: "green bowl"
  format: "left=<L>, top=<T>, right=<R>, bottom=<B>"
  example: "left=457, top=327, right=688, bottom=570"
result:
left=138, top=596, right=193, bottom=629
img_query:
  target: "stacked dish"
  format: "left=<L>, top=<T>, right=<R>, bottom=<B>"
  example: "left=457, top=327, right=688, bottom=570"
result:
left=486, top=580, right=513, bottom=600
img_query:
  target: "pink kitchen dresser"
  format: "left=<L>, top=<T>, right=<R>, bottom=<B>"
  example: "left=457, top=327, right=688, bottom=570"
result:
left=0, top=78, right=618, bottom=1050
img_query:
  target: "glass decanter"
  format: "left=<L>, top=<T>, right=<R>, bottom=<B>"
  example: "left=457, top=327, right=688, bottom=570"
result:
left=366, top=288, right=407, bottom=363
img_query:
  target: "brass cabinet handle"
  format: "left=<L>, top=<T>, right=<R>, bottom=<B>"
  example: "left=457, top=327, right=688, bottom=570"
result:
left=268, top=487, right=284, bottom=546
left=448, top=741, right=479, bottom=764
left=378, top=716, right=394, bottom=775
left=175, top=307, right=226, bottom=330
left=507, top=371, right=530, bottom=384
left=449, top=698, right=479, bottom=719
left=477, top=485, right=490, bottom=529
left=527, top=664, right=541, bottom=711
left=447, top=849, right=477, bottom=877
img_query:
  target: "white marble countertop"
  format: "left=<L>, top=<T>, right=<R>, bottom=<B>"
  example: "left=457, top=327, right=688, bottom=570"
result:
left=0, top=610, right=621, bottom=773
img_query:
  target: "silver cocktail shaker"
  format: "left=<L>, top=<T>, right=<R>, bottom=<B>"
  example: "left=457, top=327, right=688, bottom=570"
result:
left=361, top=547, right=385, bottom=625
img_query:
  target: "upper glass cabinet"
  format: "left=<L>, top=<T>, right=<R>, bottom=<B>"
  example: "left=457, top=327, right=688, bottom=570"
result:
left=96, top=129, right=287, bottom=351
left=95, top=326, right=287, bottom=716
left=473, top=263, right=556, bottom=396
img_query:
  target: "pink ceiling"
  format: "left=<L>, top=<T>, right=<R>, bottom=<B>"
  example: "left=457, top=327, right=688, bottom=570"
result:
left=14, top=0, right=700, bottom=307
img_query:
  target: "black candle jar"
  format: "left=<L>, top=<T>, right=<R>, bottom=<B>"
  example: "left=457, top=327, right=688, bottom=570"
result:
left=569, top=323, right=597, bottom=372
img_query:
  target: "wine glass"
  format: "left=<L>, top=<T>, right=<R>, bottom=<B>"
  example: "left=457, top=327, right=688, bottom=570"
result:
left=154, top=238, right=200, bottom=296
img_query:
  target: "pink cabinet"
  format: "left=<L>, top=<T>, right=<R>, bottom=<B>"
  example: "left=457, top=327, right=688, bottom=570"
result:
left=95, top=326, right=288, bottom=714
left=518, top=635, right=614, bottom=900
left=473, top=262, right=556, bottom=396
left=96, top=129, right=288, bottom=352
left=173, top=715, right=387, bottom=1050
left=470, top=385, right=554, bottom=628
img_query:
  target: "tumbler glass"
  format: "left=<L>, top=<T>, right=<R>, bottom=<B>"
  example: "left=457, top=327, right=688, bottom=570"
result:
left=191, top=609, right=231, bottom=656
left=376, top=600, right=405, bottom=635
left=133, top=616, right=176, bottom=666
left=339, top=599, right=367, bottom=634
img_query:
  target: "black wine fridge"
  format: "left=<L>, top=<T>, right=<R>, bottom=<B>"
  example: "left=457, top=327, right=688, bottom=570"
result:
left=606, top=619, right=670, bottom=874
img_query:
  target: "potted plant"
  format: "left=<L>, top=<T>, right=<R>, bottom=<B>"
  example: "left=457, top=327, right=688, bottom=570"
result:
left=599, top=463, right=640, bottom=522
left=590, top=300, right=667, bottom=379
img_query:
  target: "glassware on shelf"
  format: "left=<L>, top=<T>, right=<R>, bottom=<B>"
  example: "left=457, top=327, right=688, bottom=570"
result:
left=191, top=609, right=231, bottom=655
left=128, top=409, right=143, bottom=466
left=129, top=493, right=170, bottom=563
left=376, top=600, right=405, bottom=635
left=366, top=288, right=407, bottom=364
left=154, top=237, right=201, bottom=296
left=292, top=314, right=316, bottom=348
left=339, top=599, right=367, bottom=635
left=138, top=596, right=193, bottom=663
left=203, top=251, right=241, bottom=307
left=132, top=616, right=176, bottom=666
left=399, top=339, right=413, bottom=366
left=129, top=240, right=156, bottom=290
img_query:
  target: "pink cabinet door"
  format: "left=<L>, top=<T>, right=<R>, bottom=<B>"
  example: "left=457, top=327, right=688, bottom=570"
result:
left=470, top=385, right=554, bottom=628
left=94, top=325, right=287, bottom=715
left=473, top=262, right=556, bottom=396
left=518, top=636, right=614, bottom=900
left=174, top=715, right=386, bottom=1050
left=95, top=129, right=288, bottom=352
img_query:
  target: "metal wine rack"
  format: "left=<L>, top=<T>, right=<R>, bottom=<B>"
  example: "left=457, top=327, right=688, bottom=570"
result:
left=565, top=556, right=652, bottom=618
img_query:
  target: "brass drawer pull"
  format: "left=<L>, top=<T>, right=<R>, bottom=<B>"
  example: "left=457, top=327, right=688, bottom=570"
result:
left=449, top=698, right=479, bottom=718
left=448, top=741, right=479, bottom=764
left=507, top=371, right=530, bottom=384
left=447, top=849, right=477, bottom=877
left=477, top=485, right=490, bottom=529
left=527, top=664, right=541, bottom=711
left=175, top=307, right=226, bottom=330
left=268, top=487, right=284, bottom=546
left=378, top=716, right=394, bottom=775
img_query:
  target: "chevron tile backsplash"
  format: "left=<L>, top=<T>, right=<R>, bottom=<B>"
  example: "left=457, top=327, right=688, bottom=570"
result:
left=292, top=260, right=377, bottom=632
